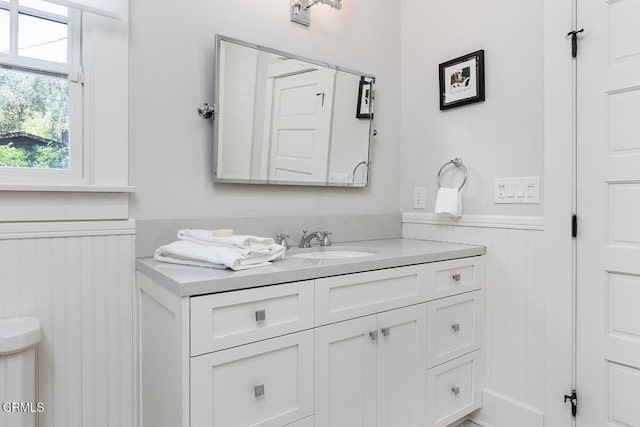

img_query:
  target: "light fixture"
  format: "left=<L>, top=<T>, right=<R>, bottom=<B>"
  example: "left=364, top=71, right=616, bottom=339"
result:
left=290, top=0, right=342, bottom=26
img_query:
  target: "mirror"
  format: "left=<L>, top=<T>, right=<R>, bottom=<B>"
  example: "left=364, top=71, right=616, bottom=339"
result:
left=212, top=35, right=375, bottom=187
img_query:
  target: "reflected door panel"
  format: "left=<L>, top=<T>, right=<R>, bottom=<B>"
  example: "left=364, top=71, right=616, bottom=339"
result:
left=266, top=68, right=335, bottom=182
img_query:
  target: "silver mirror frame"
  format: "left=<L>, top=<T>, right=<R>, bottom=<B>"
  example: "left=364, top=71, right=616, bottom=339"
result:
left=211, top=34, right=375, bottom=187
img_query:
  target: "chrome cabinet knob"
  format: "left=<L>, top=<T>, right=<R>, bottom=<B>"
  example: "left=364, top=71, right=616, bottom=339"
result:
left=369, top=331, right=379, bottom=340
left=197, top=102, right=216, bottom=119
left=254, top=384, right=265, bottom=397
left=255, top=309, right=266, bottom=322
left=451, top=323, right=460, bottom=332
left=452, top=386, right=460, bottom=396
left=452, top=273, right=461, bottom=282
left=381, top=327, right=390, bottom=337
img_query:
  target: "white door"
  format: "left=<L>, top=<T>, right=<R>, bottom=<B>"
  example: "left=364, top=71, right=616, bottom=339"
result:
left=314, top=315, right=377, bottom=427
left=266, top=69, right=335, bottom=182
left=376, top=304, right=427, bottom=427
left=576, top=0, right=640, bottom=424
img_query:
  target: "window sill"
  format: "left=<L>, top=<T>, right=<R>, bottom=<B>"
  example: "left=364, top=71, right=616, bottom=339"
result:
left=0, top=183, right=135, bottom=193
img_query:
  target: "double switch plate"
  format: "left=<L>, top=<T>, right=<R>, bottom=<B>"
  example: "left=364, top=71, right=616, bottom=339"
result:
left=494, top=176, right=541, bottom=204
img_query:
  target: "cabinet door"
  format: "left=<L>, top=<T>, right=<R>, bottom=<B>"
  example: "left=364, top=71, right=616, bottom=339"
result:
left=314, top=315, right=378, bottom=427
left=190, top=330, right=314, bottom=427
left=376, top=304, right=427, bottom=427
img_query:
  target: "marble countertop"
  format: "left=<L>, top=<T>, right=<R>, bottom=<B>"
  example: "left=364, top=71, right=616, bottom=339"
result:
left=136, top=238, right=486, bottom=297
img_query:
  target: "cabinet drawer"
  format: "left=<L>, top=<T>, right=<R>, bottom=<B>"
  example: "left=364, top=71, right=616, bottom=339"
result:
left=315, top=265, right=426, bottom=325
left=426, top=290, right=484, bottom=368
left=424, top=256, right=484, bottom=300
left=191, top=281, right=314, bottom=356
left=190, top=330, right=314, bottom=427
left=426, top=350, right=484, bottom=427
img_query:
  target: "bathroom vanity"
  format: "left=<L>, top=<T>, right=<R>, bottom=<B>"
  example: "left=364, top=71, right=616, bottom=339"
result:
left=136, top=238, right=486, bottom=427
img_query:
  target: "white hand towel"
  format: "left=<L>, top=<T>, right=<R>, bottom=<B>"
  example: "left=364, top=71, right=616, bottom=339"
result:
left=434, top=187, right=462, bottom=219
left=177, top=230, right=277, bottom=255
left=154, top=240, right=285, bottom=271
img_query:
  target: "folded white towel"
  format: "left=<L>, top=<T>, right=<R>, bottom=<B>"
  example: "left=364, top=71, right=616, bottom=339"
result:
left=434, top=187, right=462, bottom=219
left=154, top=240, right=285, bottom=271
left=177, top=230, right=277, bottom=255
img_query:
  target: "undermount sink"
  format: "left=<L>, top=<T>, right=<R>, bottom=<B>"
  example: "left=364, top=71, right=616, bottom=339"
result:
left=291, top=248, right=378, bottom=260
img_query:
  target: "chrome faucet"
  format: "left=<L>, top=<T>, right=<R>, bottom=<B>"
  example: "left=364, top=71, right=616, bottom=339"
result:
left=275, top=233, right=290, bottom=261
left=298, top=229, right=332, bottom=248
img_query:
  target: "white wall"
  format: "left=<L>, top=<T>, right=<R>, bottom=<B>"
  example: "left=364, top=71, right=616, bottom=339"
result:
left=129, top=0, right=401, bottom=220
left=400, top=0, right=544, bottom=216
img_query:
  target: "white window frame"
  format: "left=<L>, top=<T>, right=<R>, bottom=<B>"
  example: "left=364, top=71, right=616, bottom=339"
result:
left=0, top=1, right=86, bottom=184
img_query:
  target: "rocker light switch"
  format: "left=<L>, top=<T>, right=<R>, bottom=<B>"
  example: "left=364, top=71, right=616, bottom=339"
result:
left=495, top=177, right=541, bottom=204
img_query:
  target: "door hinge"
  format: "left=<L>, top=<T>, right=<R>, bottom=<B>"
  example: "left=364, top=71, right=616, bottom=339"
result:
left=572, top=214, right=578, bottom=238
left=567, top=29, right=584, bottom=58
left=564, top=389, right=577, bottom=417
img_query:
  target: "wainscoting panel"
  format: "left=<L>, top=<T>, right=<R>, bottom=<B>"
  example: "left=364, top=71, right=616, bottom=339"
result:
left=403, top=214, right=545, bottom=427
left=0, top=224, right=135, bottom=427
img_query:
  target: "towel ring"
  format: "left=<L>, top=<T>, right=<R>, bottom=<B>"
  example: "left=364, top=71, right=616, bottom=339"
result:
left=437, top=158, right=468, bottom=191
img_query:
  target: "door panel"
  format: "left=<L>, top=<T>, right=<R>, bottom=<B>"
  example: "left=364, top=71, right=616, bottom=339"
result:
left=314, top=315, right=377, bottom=427
left=376, top=304, right=427, bottom=427
left=577, top=0, right=640, bottom=424
left=266, top=68, right=335, bottom=181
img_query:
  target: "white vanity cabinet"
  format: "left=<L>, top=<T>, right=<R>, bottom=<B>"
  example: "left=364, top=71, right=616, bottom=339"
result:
left=137, top=252, right=485, bottom=427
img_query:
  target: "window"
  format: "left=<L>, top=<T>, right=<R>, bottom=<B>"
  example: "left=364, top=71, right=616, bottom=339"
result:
left=0, top=0, right=82, bottom=181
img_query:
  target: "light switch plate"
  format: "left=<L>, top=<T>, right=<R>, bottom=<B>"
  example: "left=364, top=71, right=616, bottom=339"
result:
left=495, top=176, right=541, bottom=204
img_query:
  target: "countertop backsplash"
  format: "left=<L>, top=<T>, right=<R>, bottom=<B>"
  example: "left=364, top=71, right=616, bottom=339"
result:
left=135, top=213, right=402, bottom=258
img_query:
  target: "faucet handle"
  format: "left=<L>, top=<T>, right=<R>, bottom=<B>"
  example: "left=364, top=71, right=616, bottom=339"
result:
left=275, top=233, right=290, bottom=249
left=320, top=231, right=332, bottom=247
left=298, top=229, right=309, bottom=248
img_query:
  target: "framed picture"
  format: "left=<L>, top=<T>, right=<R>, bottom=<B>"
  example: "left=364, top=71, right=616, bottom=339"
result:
left=356, top=76, right=374, bottom=119
left=439, top=50, right=485, bottom=110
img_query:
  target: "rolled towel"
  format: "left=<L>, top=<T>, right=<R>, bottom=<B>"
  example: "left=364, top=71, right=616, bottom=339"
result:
left=434, top=187, right=462, bottom=219
left=177, top=230, right=277, bottom=255
left=154, top=240, right=285, bottom=271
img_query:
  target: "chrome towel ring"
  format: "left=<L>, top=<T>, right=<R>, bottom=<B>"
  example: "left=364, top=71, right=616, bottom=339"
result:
left=437, top=158, right=468, bottom=191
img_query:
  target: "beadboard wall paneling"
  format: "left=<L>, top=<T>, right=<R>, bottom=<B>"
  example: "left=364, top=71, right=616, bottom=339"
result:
left=403, top=214, right=545, bottom=427
left=0, top=229, right=135, bottom=427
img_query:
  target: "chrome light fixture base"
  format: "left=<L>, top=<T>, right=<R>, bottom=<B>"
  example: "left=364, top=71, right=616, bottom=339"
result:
left=291, top=0, right=311, bottom=26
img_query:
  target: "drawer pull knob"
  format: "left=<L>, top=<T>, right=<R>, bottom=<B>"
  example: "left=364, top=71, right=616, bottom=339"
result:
left=255, top=309, right=266, bottom=322
left=369, top=331, right=379, bottom=340
left=452, top=386, right=460, bottom=396
left=254, top=384, right=265, bottom=397
left=452, top=273, right=461, bottom=282
left=451, top=323, right=460, bottom=332
left=381, top=327, right=391, bottom=337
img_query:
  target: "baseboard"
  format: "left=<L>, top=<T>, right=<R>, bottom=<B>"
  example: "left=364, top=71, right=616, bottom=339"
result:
left=470, top=389, right=544, bottom=427
left=402, top=212, right=544, bottom=231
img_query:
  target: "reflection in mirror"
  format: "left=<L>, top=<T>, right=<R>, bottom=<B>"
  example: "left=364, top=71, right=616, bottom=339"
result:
left=213, top=36, right=374, bottom=187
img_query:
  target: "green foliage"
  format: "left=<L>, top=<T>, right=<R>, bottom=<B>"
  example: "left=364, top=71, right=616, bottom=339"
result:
left=0, top=142, right=69, bottom=168
left=0, top=143, right=30, bottom=168
left=0, top=67, right=69, bottom=169
left=31, top=144, right=69, bottom=169
left=0, top=68, right=69, bottom=141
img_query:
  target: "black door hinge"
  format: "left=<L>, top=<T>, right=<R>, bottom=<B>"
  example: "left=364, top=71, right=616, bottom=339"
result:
left=567, top=29, right=584, bottom=58
left=564, top=389, right=577, bottom=417
left=572, top=214, right=578, bottom=238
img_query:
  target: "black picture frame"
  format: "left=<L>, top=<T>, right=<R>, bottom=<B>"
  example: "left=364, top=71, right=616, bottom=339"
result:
left=439, top=50, right=485, bottom=110
left=356, top=76, right=374, bottom=119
